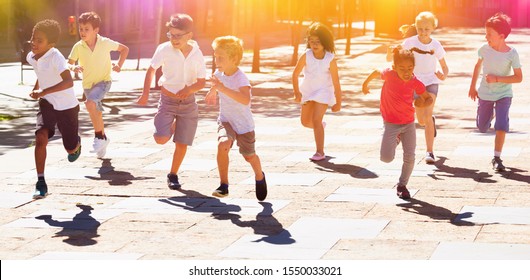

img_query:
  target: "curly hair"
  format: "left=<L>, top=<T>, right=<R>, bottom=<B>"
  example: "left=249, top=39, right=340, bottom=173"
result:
left=33, top=19, right=61, bottom=44
left=79, top=11, right=101, bottom=29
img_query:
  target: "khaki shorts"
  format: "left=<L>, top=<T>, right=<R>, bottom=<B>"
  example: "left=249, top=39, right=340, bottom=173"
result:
left=218, top=122, right=256, bottom=156
left=154, top=95, right=198, bottom=145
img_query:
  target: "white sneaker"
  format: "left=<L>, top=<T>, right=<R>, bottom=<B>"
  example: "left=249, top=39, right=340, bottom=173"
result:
left=91, top=137, right=110, bottom=158
left=425, top=152, right=435, bottom=164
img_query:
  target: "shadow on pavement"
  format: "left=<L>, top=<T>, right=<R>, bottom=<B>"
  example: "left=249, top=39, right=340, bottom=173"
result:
left=430, top=156, right=496, bottom=183
left=396, top=198, right=476, bottom=226
left=85, top=159, right=155, bottom=186
left=313, top=156, right=378, bottom=179
left=35, top=204, right=100, bottom=246
left=159, top=189, right=295, bottom=245
left=500, top=167, right=530, bottom=184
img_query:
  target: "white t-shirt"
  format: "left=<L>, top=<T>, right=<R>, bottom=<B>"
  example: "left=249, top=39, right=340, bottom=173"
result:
left=215, top=69, right=254, bottom=134
left=402, top=35, right=446, bottom=86
left=150, top=40, right=206, bottom=94
left=27, top=48, right=79, bottom=110
left=477, top=44, right=521, bottom=101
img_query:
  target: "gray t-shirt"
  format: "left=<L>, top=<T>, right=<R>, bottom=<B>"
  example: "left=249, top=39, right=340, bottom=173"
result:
left=215, top=69, right=254, bottom=134
left=478, top=44, right=521, bottom=101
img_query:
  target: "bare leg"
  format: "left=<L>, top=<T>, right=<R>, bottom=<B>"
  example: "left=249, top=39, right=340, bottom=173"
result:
left=35, top=129, right=49, bottom=174
left=244, top=153, right=264, bottom=181
left=217, top=137, right=232, bottom=184
left=494, top=130, right=506, bottom=154
left=85, top=100, right=105, bottom=134
left=170, top=142, right=188, bottom=174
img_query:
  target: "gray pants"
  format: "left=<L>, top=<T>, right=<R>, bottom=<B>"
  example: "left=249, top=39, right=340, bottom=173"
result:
left=380, top=122, right=416, bottom=186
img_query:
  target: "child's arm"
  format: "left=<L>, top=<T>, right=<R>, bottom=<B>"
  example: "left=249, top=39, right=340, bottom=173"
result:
left=292, top=53, right=306, bottom=103
left=112, top=43, right=129, bottom=73
left=485, top=68, right=523, bottom=84
left=330, top=58, right=342, bottom=112
left=204, top=86, right=218, bottom=106
left=362, top=70, right=381, bottom=94
left=468, top=58, right=483, bottom=101
left=435, top=58, right=449, bottom=81
left=174, top=78, right=206, bottom=99
left=67, top=58, right=83, bottom=73
left=29, top=70, right=73, bottom=99
left=137, top=66, right=155, bottom=105
left=211, top=76, right=250, bottom=105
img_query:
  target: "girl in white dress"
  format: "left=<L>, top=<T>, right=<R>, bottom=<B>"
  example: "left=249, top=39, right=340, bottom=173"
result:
left=292, top=22, right=342, bottom=161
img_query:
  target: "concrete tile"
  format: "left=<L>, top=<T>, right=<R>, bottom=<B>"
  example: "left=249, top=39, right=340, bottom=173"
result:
left=325, top=187, right=418, bottom=204
left=327, top=135, right=382, bottom=145
left=280, top=151, right=358, bottom=163
left=358, top=161, right=434, bottom=177
left=0, top=192, right=33, bottom=208
left=31, top=251, right=143, bottom=260
left=218, top=217, right=389, bottom=259
left=324, top=239, right=437, bottom=260
left=3, top=208, right=122, bottom=229
left=453, top=146, right=522, bottom=157
left=15, top=167, right=113, bottom=180
left=239, top=172, right=327, bottom=186
left=102, top=147, right=161, bottom=158
left=431, top=242, right=530, bottom=260
left=255, top=126, right=297, bottom=135
left=455, top=206, right=530, bottom=225
left=144, top=158, right=217, bottom=171
left=340, top=120, right=383, bottom=130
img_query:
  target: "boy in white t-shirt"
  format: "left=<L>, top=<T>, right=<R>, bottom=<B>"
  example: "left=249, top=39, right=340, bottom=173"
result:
left=27, top=19, right=81, bottom=199
left=205, top=36, right=267, bottom=201
left=137, top=14, right=206, bottom=190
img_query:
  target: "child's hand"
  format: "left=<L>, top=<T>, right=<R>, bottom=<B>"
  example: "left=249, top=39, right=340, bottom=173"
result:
left=485, top=74, right=497, bottom=83
left=331, top=102, right=341, bottom=112
left=112, top=63, right=121, bottom=73
left=362, top=83, right=370, bottom=94
left=29, top=89, right=42, bottom=100
left=211, top=76, right=224, bottom=90
left=71, top=65, right=83, bottom=73
left=468, top=88, right=478, bottom=101
left=136, top=94, right=149, bottom=106
left=205, top=90, right=217, bottom=105
left=175, top=86, right=192, bottom=99
left=435, top=71, right=446, bottom=81
left=293, top=91, right=301, bottom=103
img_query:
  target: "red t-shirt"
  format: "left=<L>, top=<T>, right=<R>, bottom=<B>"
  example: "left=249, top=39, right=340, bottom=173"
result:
left=380, top=68, right=426, bottom=124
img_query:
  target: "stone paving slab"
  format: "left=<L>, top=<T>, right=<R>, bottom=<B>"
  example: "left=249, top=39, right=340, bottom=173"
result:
left=0, top=192, right=33, bottom=208
left=239, top=172, right=328, bottom=186
left=143, top=158, right=217, bottom=171
left=218, top=217, right=389, bottom=259
left=15, top=167, right=113, bottom=180
left=31, top=251, right=143, bottom=260
left=452, top=146, right=523, bottom=157
left=454, top=206, right=530, bottom=225
left=102, top=147, right=161, bottom=158
left=430, top=242, right=530, bottom=260
left=325, top=187, right=419, bottom=204
left=280, top=151, right=359, bottom=163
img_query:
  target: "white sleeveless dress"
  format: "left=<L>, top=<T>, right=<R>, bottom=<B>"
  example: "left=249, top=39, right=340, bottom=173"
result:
left=299, top=50, right=336, bottom=106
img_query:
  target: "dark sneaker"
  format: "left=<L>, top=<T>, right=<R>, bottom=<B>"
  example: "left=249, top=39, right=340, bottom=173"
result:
left=432, top=116, right=437, bottom=137
left=33, top=180, right=48, bottom=199
left=396, top=184, right=411, bottom=200
left=167, top=173, right=181, bottom=190
left=67, top=143, right=82, bottom=162
left=255, top=172, right=267, bottom=201
left=212, top=183, right=229, bottom=198
left=491, top=157, right=506, bottom=172
left=425, top=152, right=435, bottom=164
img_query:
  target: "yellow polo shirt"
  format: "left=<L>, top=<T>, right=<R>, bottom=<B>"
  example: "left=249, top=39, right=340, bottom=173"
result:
left=68, top=34, right=120, bottom=89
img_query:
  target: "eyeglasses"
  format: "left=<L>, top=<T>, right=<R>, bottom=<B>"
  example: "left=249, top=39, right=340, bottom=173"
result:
left=166, top=31, right=190, bottom=40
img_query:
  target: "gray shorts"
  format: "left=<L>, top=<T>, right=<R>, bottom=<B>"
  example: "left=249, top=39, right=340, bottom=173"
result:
left=414, top=84, right=439, bottom=99
left=477, top=97, right=511, bottom=132
left=154, top=94, right=198, bottom=145
left=218, top=122, right=256, bottom=156
left=84, top=81, right=112, bottom=112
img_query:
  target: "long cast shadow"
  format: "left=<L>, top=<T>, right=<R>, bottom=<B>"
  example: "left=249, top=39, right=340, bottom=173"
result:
left=430, top=156, right=496, bottom=183
left=35, top=204, right=100, bottom=246
left=313, top=156, right=378, bottom=179
left=159, top=189, right=294, bottom=245
left=396, top=198, right=476, bottom=226
left=86, top=159, right=155, bottom=186
left=500, top=167, right=530, bottom=184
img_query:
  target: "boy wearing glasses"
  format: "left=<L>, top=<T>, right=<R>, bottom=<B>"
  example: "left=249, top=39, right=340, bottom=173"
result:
left=137, top=13, right=206, bottom=190
left=68, top=11, right=129, bottom=159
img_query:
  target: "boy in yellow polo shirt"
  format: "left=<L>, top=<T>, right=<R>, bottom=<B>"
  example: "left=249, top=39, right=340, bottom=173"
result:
left=68, top=11, right=129, bottom=158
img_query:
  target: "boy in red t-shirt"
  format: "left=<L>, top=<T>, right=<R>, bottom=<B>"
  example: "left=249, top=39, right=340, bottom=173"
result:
left=362, top=47, right=432, bottom=199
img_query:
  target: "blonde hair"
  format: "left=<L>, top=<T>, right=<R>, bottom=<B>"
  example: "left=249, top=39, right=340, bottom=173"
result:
left=212, top=36, right=244, bottom=66
left=415, top=11, right=438, bottom=28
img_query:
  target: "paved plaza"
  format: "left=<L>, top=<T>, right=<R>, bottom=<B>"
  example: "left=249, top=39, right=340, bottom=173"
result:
left=1, top=27, right=530, bottom=266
